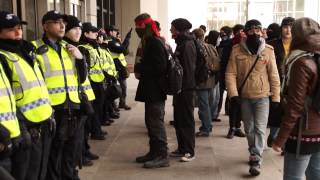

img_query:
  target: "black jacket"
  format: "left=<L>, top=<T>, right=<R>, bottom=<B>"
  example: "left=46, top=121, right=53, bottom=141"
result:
left=268, top=38, right=285, bottom=81
left=174, top=32, right=197, bottom=90
left=107, top=36, right=130, bottom=55
left=135, top=36, right=167, bottom=103
left=218, top=39, right=233, bottom=89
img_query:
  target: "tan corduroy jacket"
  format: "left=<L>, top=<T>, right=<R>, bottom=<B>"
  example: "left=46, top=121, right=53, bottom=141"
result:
left=225, top=38, right=281, bottom=102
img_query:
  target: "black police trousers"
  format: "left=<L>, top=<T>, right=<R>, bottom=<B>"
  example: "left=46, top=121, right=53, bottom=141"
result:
left=11, top=121, right=52, bottom=180
left=46, top=109, right=81, bottom=180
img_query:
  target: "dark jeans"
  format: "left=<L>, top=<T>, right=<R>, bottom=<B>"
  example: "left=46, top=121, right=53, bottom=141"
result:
left=119, top=78, right=127, bottom=106
left=90, top=81, right=104, bottom=135
left=46, top=109, right=81, bottom=180
left=173, top=90, right=195, bottom=156
left=145, top=101, right=168, bottom=156
left=228, top=96, right=241, bottom=129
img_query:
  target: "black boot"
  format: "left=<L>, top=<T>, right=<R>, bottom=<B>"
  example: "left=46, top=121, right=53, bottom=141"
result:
left=136, top=152, right=156, bottom=163
left=143, top=155, right=170, bottom=169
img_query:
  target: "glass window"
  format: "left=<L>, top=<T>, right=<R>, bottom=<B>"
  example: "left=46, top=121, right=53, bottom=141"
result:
left=0, top=0, right=13, bottom=12
left=49, top=0, right=65, bottom=13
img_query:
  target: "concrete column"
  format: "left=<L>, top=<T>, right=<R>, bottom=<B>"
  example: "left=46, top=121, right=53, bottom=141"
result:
left=85, top=0, right=97, bottom=25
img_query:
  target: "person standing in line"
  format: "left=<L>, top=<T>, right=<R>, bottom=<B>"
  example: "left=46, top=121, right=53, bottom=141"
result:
left=170, top=18, right=197, bottom=162
left=134, top=13, right=169, bottom=169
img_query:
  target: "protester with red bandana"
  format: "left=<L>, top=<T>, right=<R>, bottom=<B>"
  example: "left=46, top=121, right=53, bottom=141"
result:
left=133, top=13, right=169, bottom=169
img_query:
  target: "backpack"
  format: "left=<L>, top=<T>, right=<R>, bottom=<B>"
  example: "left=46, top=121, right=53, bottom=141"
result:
left=310, top=55, right=320, bottom=113
left=194, top=40, right=210, bottom=85
left=160, top=40, right=183, bottom=95
left=203, top=43, right=220, bottom=73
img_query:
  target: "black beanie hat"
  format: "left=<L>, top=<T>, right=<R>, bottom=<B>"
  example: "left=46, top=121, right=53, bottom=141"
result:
left=281, top=17, right=295, bottom=27
left=244, top=19, right=262, bottom=32
left=64, top=15, right=82, bottom=33
left=171, top=18, right=192, bottom=32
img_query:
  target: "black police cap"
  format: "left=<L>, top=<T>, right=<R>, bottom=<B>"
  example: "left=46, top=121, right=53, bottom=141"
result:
left=42, top=10, right=65, bottom=24
left=82, top=22, right=99, bottom=33
left=0, top=11, right=27, bottom=29
left=64, top=15, right=82, bottom=33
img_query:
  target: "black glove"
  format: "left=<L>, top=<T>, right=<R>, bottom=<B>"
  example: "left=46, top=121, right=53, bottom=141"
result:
left=270, top=101, right=280, bottom=109
left=124, top=28, right=132, bottom=40
left=230, top=96, right=241, bottom=105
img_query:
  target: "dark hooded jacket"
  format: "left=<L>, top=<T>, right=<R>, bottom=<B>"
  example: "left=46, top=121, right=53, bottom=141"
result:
left=274, top=18, right=320, bottom=154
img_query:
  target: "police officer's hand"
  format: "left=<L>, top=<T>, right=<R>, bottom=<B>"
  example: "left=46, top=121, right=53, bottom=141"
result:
left=270, top=101, right=280, bottom=110
left=66, top=44, right=83, bottom=60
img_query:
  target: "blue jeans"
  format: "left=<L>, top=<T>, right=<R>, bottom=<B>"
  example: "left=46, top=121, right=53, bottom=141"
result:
left=209, top=83, right=220, bottom=119
left=241, top=97, right=269, bottom=162
left=284, top=152, right=320, bottom=180
left=197, top=89, right=212, bottom=133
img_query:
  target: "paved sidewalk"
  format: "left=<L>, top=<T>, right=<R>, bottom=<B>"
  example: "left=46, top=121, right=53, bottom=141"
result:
left=79, top=76, right=283, bottom=180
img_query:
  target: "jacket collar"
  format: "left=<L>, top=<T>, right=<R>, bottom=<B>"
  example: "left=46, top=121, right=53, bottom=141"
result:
left=240, top=37, right=266, bottom=56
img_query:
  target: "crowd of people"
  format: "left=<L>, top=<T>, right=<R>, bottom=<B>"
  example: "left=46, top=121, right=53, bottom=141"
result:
left=133, top=13, right=320, bottom=180
left=0, top=10, right=132, bottom=180
left=0, top=8, right=319, bottom=180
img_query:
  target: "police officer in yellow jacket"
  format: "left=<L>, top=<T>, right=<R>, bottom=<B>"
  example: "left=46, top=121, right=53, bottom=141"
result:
left=63, top=15, right=99, bottom=175
left=0, top=11, right=54, bottom=180
left=78, top=23, right=108, bottom=140
left=106, top=25, right=132, bottom=110
left=32, top=10, right=86, bottom=180
left=0, top=57, right=20, bottom=180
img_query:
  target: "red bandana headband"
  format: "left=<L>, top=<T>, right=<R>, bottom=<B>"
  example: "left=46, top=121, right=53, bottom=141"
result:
left=135, top=17, right=160, bottom=37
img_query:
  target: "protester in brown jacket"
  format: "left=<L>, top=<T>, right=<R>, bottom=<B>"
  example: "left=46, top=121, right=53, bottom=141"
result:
left=272, top=17, right=320, bottom=180
left=225, top=19, right=280, bottom=176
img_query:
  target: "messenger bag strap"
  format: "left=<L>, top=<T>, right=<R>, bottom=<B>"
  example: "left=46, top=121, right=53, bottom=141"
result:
left=238, top=55, right=260, bottom=94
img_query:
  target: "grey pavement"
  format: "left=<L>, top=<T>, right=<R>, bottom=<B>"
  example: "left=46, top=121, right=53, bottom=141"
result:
left=79, top=76, right=283, bottom=180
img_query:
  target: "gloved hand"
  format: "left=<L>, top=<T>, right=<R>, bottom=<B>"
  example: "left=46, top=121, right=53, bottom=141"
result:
left=125, top=28, right=133, bottom=40
left=230, top=96, right=241, bottom=105
left=270, top=101, right=280, bottom=111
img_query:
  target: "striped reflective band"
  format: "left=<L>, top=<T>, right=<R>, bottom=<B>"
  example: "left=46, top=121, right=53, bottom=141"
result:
left=0, top=112, right=16, bottom=122
left=48, top=86, right=78, bottom=94
left=80, top=85, right=92, bottom=91
left=89, top=69, right=103, bottom=75
left=0, top=88, right=10, bottom=97
left=19, top=98, right=50, bottom=112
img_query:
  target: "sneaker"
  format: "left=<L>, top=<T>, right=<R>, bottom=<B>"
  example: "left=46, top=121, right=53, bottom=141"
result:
left=180, top=153, right=195, bottom=162
left=169, top=149, right=184, bottom=157
left=196, top=131, right=210, bottom=137
left=143, top=156, right=170, bottom=169
left=249, top=164, right=261, bottom=176
left=226, top=129, right=235, bottom=139
left=136, top=152, right=155, bottom=163
left=234, top=129, right=246, bottom=137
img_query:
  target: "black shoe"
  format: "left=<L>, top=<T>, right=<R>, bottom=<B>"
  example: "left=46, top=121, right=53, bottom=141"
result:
left=212, top=118, right=222, bottom=122
left=267, top=135, right=274, bottom=148
left=110, top=113, right=120, bottom=119
left=143, top=156, right=170, bottom=169
left=114, top=107, right=120, bottom=112
left=234, top=129, right=246, bottom=137
left=82, top=157, right=93, bottom=166
left=86, top=151, right=99, bottom=160
left=101, top=121, right=111, bottom=126
left=169, top=120, right=174, bottom=126
left=196, top=131, right=210, bottom=137
left=101, top=130, right=108, bottom=135
left=108, top=119, right=115, bottom=123
left=227, top=129, right=235, bottom=139
left=136, top=152, right=155, bottom=163
left=119, top=104, right=131, bottom=110
left=91, top=134, right=105, bottom=140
